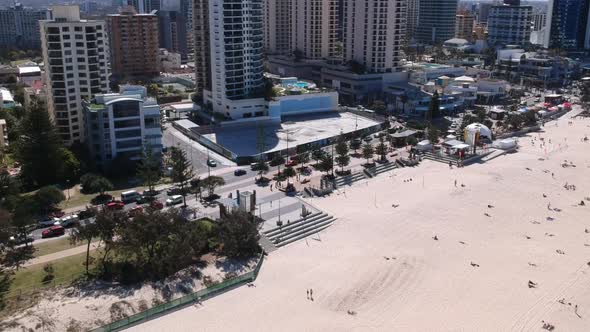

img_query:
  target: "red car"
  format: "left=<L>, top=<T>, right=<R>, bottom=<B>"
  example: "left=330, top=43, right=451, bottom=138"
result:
left=285, top=159, right=298, bottom=167
left=150, top=200, right=164, bottom=210
left=42, top=225, right=65, bottom=238
left=106, top=200, right=125, bottom=210
left=128, top=206, right=144, bottom=217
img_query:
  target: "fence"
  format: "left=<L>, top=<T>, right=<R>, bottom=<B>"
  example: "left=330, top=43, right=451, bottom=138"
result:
left=92, top=252, right=265, bottom=332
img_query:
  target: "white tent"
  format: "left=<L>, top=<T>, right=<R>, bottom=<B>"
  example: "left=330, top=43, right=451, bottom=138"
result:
left=416, top=140, right=433, bottom=151
left=465, top=123, right=492, bottom=139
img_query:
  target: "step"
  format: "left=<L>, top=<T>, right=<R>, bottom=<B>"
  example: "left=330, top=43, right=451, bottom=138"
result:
left=274, top=218, right=334, bottom=246
left=263, top=212, right=323, bottom=237
left=267, top=215, right=334, bottom=242
left=276, top=222, right=334, bottom=248
left=363, top=169, right=374, bottom=178
left=265, top=213, right=328, bottom=239
left=258, top=234, right=277, bottom=253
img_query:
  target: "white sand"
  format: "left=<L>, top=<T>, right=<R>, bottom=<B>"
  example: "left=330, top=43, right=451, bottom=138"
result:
left=132, top=111, right=590, bottom=332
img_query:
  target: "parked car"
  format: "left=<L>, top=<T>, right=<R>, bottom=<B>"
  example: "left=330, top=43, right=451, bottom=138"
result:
left=136, top=194, right=157, bottom=204
left=42, top=225, right=65, bottom=238
left=285, top=159, right=297, bottom=167
left=128, top=206, right=144, bottom=217
left=166, top=187, right=185, bottom=196
left=121, top=190, right=140, bottom=204
left=9, top=234, right=34, bottom=245
left=55, top=214, right=79, bottom=228
left=106, top=200, right=125, bottom=210
left=363, top=136, right=373, bottom=142
left=142, top=189, right=159, bottom=197
left=166, top=195, right=183, bottom=206
left=207, top=159, right=217, bottom=167
left=150, top=200, right=164, bottom=210
left=38, top=218, right=60, bottom=228
left=234, top=169, right=247, bottom=176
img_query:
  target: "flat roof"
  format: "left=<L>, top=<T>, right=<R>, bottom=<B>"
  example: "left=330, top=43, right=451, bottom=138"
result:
left=18, top=66, right=41, bottom=74
left=175, top=119, right=199, bottom=130
left=171, top=103, right=195, bottom=111
left=0, top=88, right=14, bottom=102
left=201, top=112, right=381, bottom=157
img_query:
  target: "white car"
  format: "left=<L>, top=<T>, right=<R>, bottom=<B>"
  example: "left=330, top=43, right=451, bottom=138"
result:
left=166, top=195, right=183, bottom=206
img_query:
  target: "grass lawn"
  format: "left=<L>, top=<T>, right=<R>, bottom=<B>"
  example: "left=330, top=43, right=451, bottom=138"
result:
left=8, top=251, right=95, bottom=297
left=33, top=237, right=98, bottom=258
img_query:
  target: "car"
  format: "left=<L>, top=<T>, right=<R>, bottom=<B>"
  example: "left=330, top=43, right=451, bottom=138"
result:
left=166, top=187, right=184, bottom=196
left=535, top=98, right=541, bottom=102
left=166, top=195, right=183, bottom=206
left=234, top=169, right=247, bottom=176
left=55, top=215, right=79, bottom=228
left=207, top=159, right=217, bottom=167
left=41, top=225, right=65, bottom=238
left=363, top=136, right=373, bottom=142
left=128, top=206, right=144, bottom=217
left=136, top=194, right=157, bottom=204
left=9, top=234, right=34, bottom=245
left=121, top=190, right=140, bottom=204
left=285, top=159, right=297, bottom=167
left=106, top=200, right=125, bottom=210
left=375, top=132, right=386, bottom=138
left=38, top=218, right=60, bottom=228
left=150, top=200, right=164, bottom=210
left=143, top=189, right=159, bottom=197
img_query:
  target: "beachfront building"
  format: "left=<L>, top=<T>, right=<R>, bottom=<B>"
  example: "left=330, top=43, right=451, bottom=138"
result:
left=291, top=0, right=339, bottom=60
left=415, top=0, right=458, bottom=45
left=83, top=85, right=162, bottom=170
left=107, top=7, right=160, bottom=80
left=0, top=4, right=51, bottom=50
left=545, top=0, right=590, bottom=49
left=487, top=0, right=533, bottom=47
left=455, top=11, right=475, bottom=41
left=40, top=5, right=110, bottom=145
left=263, top=0, right=291, bottom=55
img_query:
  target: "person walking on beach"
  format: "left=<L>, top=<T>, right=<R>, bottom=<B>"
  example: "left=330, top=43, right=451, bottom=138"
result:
left=306, top=289, right=310, bottom=300
left=454, top=179, right=457, bottom=187
left=310, top=288, right=314, bottom=301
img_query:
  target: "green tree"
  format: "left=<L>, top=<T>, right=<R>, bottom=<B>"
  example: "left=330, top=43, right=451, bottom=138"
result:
left=283, top=166, right=296, bottom=184
left=169, top=146, right=193, bottom=207
left=319, top=153, right=334, bottom=176
left=350, top=138, right=362, bottom=155
left=375, top=136, right=388, bottom=162
left=427, top=125, right=440, bottom=144
left=252, top=159, right=269, bottom=179
left=87, top=176, right=113, bottom=197
left=58, top=148, right=81, bottom=183
left=271, top=154, right=285, bottom=174
left=362, top=143, right=374, bottom=164
left=137, top=142, right=161, bottom=193
left=298, top=151, right=310, bottom=168
left=147, top=83, right=159, bottom=97
left=34, top=185, right=65, bottom=214
left=335, top=137, right=350, bottom=172
left=70, top=208, right=98, bottom=275
left=15, top=102, right=63, bottom=187
left=216, top=210, right=260, bottom=258
left=201, top=176, right=225, bottom=197
left=312, top=149, right=326, bottom=165
left=426, top=91, right=440, bottom=122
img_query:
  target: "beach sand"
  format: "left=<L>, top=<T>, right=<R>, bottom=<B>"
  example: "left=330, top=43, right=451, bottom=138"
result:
left=130, top=111, right=590, bottom=332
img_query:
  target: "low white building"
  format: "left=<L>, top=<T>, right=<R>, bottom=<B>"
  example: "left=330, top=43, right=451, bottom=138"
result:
left=406, top=62, right=466, bottom=85
left=443, top=38, right=472, bottom=51
left=0, top=87, right=15, bottom=109
left=83, top=85, right=162, bottom=170
left=159, top=49, right=182, bottom=72
left=17, top=65, right=41, bottom=87
left=446, top=76, right=478, bottom=106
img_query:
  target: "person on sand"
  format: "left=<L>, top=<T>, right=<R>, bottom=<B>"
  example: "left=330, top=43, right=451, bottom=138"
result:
left=310, top=289, right=313, bottom=301
left=454, top=179, right=457, bottom=187
left=433, top=235, right=438, bottom=241
left=449, top=161, right=453, bottom=169
left=307, top=289, right=309, bottom=300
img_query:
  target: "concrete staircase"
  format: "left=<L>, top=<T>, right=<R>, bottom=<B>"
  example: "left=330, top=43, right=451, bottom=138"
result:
left=262, top=212, right=335, bottom=248
left=258, top=234, right=277, bottom=253
left=366, top=161, right=397, bottom=177
left=334, top=172, right=367, bottom=188
left=421, top=152, right=457, bottom=164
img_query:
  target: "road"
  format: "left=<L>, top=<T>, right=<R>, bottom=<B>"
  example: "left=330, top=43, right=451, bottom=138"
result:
left=161, top=124, right=234, bottom=175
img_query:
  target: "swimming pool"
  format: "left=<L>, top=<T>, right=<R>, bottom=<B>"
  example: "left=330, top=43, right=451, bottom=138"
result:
left=293, top=82, right=311, bottom=89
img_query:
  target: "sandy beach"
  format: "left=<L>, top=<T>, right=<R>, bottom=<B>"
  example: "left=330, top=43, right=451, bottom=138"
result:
left=133, top=111, right=588, bottom=331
